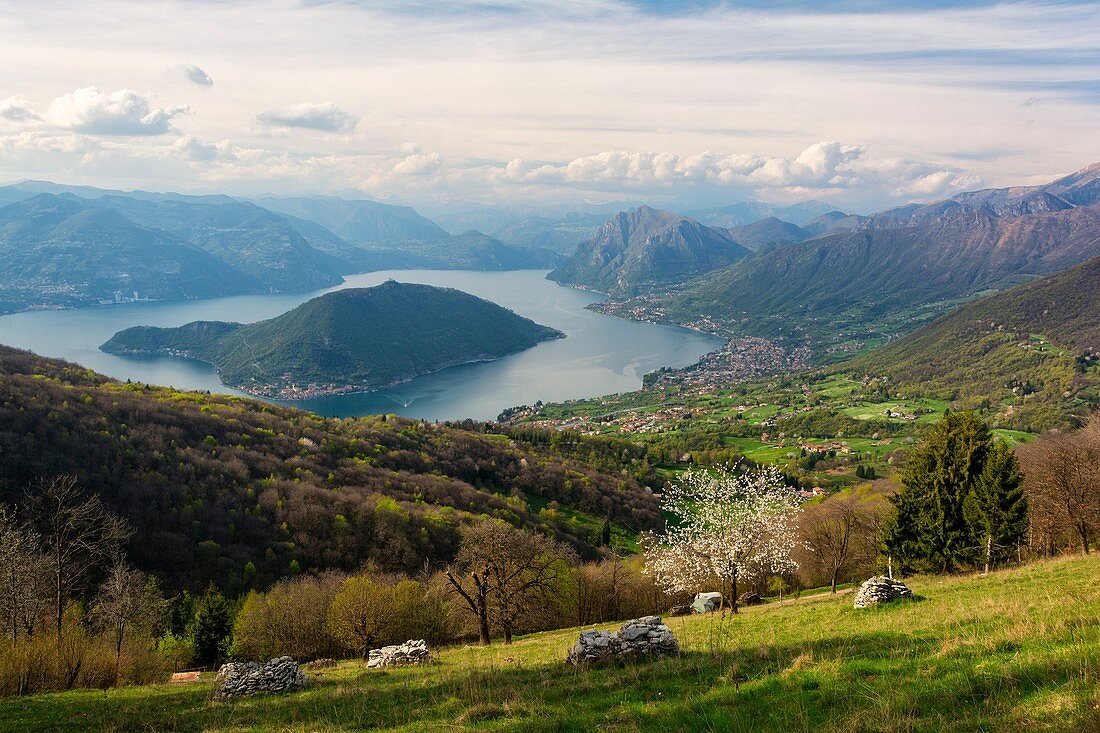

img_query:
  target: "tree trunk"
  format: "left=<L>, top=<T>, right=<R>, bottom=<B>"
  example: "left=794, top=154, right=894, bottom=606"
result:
left=730, top=572, right=739, bottom=614
left=476, top=600, right=491, bottom=646
left=1080, top=523, right=1091, bottom=555
left=984, top=534, right=992, bottom=575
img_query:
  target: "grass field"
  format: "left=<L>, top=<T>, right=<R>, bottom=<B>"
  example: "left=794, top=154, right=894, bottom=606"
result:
left=2, top=556, right=1097, bottom=732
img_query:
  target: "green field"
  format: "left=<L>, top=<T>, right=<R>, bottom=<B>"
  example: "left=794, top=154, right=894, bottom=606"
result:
left=3, top=555, right=1097, bottom=732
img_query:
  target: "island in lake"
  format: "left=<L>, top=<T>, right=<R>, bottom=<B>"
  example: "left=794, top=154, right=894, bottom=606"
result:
left=101, top=281, right=564, bottom=399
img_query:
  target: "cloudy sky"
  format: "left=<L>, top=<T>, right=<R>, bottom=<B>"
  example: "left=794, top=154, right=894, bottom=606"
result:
left=1, top=0, right=1098, bottom=212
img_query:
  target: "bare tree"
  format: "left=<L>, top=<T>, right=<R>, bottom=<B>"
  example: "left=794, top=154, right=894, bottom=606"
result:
left=799, top=497, right=884, bottom=592
left=92, top=561, right=167, bottom=674
left=444, top=561, right=492, bottom=646
left=644, top=465, right=801, bottom=613
left=1020, top=420, right=1100, bottom=555
left=27, top=476, right=133, bottom=636
left=445, top=521, right=575, bottom=644
left=0, top=506, right=51, bottom=641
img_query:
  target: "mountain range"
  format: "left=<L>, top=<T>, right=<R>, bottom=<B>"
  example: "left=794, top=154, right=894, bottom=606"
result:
left=102, top=281, right=563, bottom=399
left=576, top=163, right=1100, bottom=357
left=0, top=183, right=563, bottom=314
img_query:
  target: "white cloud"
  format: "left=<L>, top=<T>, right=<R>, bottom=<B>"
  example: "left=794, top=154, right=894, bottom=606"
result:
left=0, top=96, right=40, bottom=123
left=392, top=152, right=442, bottom=176
left=46, top=87, right=188, bottom=136
left=255, top=102, right=358, bottom=133
left=173, top=63, right=214, bottom=88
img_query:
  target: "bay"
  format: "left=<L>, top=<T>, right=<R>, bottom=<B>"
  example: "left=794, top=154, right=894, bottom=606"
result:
left=0, top=270, right=723, bottom=421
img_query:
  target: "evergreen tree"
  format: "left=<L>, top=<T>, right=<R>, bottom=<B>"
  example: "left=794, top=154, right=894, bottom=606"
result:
left=885, top=412, right=1013, bottom=573
left=599, top=517, right=612, bottom=547
left=188, top=587, right=233, bottom=668
left=965, top=440, right=1027, bottom=572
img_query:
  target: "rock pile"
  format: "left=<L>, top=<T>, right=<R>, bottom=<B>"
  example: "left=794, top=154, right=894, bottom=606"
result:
left=212, top=657, right=307, bottom=699
left=691, top=592, right=722, bottom=613
left=304, top=658, right=337, bottom=671
left=367, top=639, right=430, bottom=668
left=566, top=616, right=678, bottom=667
left=853, top=576, right=914, bottom=608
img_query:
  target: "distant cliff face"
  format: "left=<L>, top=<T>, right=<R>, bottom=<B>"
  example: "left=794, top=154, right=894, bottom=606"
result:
left=548, top=206, right=751, bottom=296
left=103, top=281, right=564, bottom=398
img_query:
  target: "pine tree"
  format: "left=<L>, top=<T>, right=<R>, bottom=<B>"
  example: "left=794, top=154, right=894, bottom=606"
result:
left=188, top=587, right=233, bottom=668
left=884, top=412, right=999, bottom=573
left=964, top=440, right=1027, bottom=573
left=599, top=517, right=612, bottom=547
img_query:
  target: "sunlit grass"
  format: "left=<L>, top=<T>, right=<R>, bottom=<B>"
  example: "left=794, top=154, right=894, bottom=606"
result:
left=2, top=555, right=1097, bottom=732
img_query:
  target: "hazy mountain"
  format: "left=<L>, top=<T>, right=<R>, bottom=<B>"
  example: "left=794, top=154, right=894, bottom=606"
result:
left=88, top=195, right=346, bottom=291
left=254, top=195, right=451, bottom=244
left=725, top=217, right=812, bottom=248
left=0, top=194, right=263, bottom=310
left=548, top=206, right=751, bottom=295
left=691, top=200, right=839, bottom=228
left=103, top=281, right=564, bottom=398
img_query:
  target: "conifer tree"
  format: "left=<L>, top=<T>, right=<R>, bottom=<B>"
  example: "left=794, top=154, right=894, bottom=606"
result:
left=885, top=412, right=1023, bottom=573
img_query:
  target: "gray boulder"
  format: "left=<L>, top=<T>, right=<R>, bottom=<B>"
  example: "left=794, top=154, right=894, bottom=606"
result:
left=213, top=656, right=307, bottom=699
left=566, top=616, right=678, bottom=667
left=367, top=639, right=430, bottom=668
left=853, top=576, right=913, bottom=608
left=691, top=592, right=723, bottom=614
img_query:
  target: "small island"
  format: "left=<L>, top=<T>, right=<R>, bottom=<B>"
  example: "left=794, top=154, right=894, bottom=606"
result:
left=102, top=281, right=564, bottom=399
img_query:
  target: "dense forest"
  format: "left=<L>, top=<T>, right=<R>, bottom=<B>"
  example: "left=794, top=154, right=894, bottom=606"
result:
left=0, top=347, right=662, bottom=594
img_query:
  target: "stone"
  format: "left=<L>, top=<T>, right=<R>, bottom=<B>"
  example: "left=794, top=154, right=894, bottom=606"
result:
left=366, top=639, right=431, bottom=668
left=566, top=616, right=678, bottom=667
left=691, top=592, right=723, bottom=614
left=169, top=671, right=201, bottom=684
left=304, top=658, right=337, bottom=671
left=213, top=656, right=307, bottom=699
left=737, top=592, right=762, bottom=607
left=853, top=576, right=914, bottom=608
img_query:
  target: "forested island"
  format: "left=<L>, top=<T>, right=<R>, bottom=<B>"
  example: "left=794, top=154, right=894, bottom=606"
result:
left=102, top=281, right=564, bottom=399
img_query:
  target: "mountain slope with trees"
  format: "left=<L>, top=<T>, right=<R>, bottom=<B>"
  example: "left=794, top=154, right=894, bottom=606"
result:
left=846, top=254, right=1100, bottom=431
left=0, top=346, right=662, bottom=594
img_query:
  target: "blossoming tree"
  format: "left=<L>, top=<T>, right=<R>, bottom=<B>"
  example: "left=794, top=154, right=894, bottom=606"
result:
left=645, top=465, right=802, bottom=613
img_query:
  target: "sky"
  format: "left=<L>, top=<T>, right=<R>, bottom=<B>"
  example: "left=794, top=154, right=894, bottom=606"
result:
left=0, top=0, right=1098, bottom=213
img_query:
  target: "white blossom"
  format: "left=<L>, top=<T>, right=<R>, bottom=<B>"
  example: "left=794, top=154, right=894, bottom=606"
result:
left=644, top=465, right=801, bottom=609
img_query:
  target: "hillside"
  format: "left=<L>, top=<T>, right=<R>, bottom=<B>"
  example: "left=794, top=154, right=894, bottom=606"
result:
left=650, top=178, right=1100, bottom=354
left=4, top=555, right=1097, bottom=732
left=254, top=195, right=452, bottom=244
left=89, top=195, right=347, bottom=292
left=0, top=346, right=660, bottom=592
left=846, top=254, right=1100, bottom=431
left=0, top=195, right=265, bottom=309
left=549, top=206, right=750, bottom=295
left=102, top=282, right=564, bottom=398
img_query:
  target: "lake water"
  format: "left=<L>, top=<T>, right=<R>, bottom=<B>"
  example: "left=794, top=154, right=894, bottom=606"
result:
left=0, top=270, right=723, bottom=421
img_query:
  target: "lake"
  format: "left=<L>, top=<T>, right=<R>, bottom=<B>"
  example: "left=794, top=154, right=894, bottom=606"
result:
left=0, top=270, right=723, bottom=421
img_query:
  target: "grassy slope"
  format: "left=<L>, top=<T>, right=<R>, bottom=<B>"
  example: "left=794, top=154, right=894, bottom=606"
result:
left=4, top=555, right=1097, bottom=732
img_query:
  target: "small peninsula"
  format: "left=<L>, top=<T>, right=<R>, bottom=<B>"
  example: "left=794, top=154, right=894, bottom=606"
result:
left=101, top=281, right=564, bottom=399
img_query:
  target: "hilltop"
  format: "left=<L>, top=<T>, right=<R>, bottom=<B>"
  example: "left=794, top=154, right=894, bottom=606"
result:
left=103, top=282, right=564, bottom=399
left=3, top=555, right=1096, bottom=732
left=549, top=206, right=750, bottom=296
left=0, top=346, right=659, bottom=593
